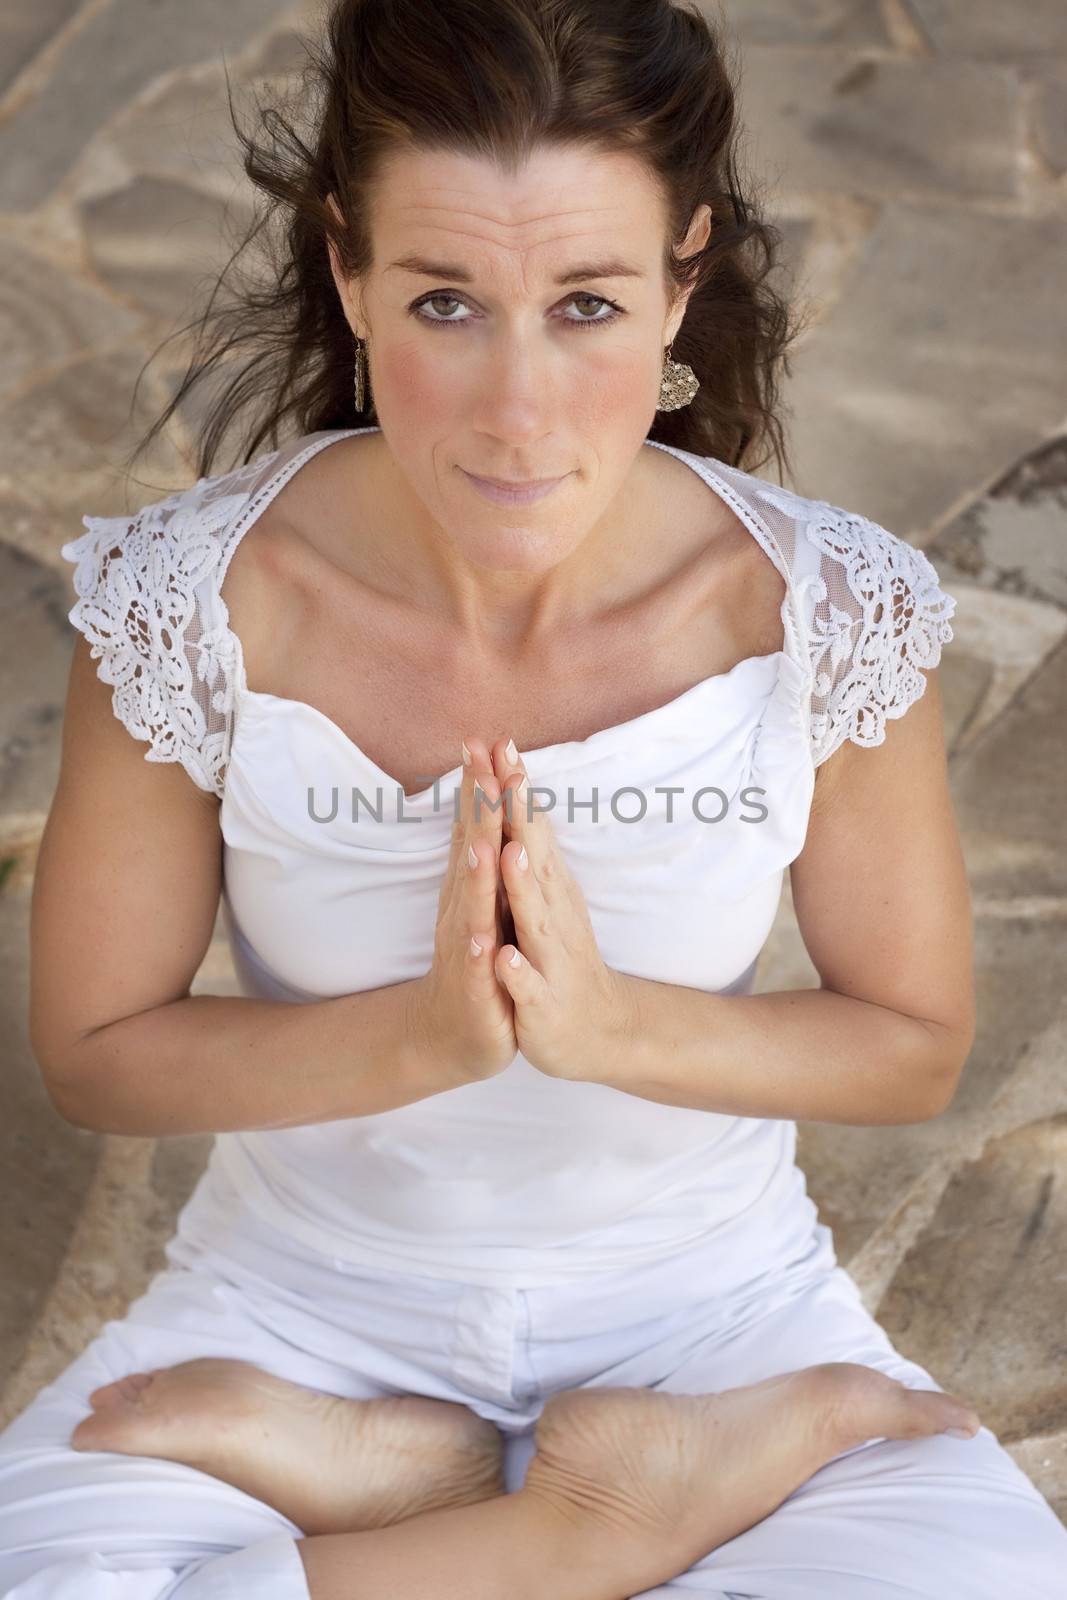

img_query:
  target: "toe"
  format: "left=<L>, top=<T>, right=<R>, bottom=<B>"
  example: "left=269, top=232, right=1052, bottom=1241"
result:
left=73, top=1373, right=172, bottom=1454
left=88, top=1372, right=154, bottom=1409
left=71, top=1407, right=141, bottom=1454
left=896, top=1384, right=980, bottom=1440
left=815, top=1362, right=979, bottom=1449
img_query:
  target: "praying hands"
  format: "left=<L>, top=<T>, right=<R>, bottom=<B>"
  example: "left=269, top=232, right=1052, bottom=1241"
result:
left=410, top=731, right=636, bottom=1087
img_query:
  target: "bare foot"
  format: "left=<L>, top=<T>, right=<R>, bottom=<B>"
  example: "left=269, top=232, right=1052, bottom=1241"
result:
left=523, top=1362, right=981, bottom=1597
left=70, top=1358, right=504, bottom=1536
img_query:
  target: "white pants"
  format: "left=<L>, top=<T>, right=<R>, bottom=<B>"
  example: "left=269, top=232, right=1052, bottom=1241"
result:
left=1, top=1160, right=1064, bottom=1599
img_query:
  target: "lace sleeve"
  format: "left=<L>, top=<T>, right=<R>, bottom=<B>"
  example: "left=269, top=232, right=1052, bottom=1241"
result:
left=801, top=507, right=958, bottom=769
left=59, top=489, right=248, bottom=798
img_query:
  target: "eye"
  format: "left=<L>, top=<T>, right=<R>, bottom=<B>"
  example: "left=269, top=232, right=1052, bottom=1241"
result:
left=409, top=291, right=625, bottom=331
left=564, top=293, right=624, bottom=329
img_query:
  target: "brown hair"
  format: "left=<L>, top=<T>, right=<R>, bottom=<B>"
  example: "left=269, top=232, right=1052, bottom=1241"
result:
left=130, top=0, right=806, bottom=485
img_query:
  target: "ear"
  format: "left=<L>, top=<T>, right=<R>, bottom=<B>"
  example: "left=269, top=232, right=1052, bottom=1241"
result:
left=665, top=202, right=712, bottom=343
left=324, top=191, right=364, bottom=337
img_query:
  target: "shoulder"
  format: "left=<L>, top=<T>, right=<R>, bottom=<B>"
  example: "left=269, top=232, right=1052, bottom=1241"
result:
left=704, top=463, right=958, bottom=768
left=60, top=450, right=283, bottom=585
left=59, top=448, right=284, bottom=797
left=794, top=493, right=957, bottom=768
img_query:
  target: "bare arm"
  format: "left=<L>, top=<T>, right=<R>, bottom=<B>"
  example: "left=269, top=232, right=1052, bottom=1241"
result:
left=587, top=666, right=975, bottom=1126
left=31, top=636, right=450, bottom=1137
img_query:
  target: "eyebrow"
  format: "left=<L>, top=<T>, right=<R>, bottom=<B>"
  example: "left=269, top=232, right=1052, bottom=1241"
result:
left=385, top=254, right=646, bottom=285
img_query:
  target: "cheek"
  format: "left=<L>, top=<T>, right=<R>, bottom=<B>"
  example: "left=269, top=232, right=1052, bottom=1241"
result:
left=571, top=347, right=656, bottom=424
left=374, top=341, right=453, bottom=419
left=376, top=337, right=657, bottom=432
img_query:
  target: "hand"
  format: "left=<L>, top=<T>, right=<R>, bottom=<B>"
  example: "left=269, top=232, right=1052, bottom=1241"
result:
left=488, top=737, right=638, bottom=1081
left=409, top=739, right=518, bottom=1086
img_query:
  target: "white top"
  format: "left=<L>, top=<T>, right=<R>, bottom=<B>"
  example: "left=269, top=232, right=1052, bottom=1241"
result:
left=60, top=427, right=957, bottom=1288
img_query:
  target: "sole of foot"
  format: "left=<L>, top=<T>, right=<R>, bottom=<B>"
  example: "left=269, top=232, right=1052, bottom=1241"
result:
left=70, top=1357, right=505, bottom=1536
left=523, top=1361, right=980, bottom=1597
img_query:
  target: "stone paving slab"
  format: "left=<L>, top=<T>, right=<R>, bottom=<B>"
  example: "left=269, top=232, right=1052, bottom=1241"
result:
left=738, top=51, right=1021, bottom=201
left=907, top=0, right=1067, bottom=59
left=0, top=0, right=81, bottom=96
left=932, top=434, right=1067, bottom=611
left=0, top=544, right=74, bottom=816
left=0, top=891, right=100, bottom=1391
left=0, top=345, right=189, bottom=520
left=0, top=489, right=95, bottom=577
left=878, top=1114, right=1067, bottom=1446
left=782, top=204, right=1067, bottom=537
left=81, top=173, right=259, bottom=321
left=718, top=0, right=887, bottom=49
left=0, top=0, right=299, bottom=211
left=939, top=583, right=1066, bottom=757
left=87, top=67, right=259, bottom=202
left=1030, top=60, right=1067, bottom=175
left=0, top=235, right=140, bottom=397
left=948, top=633, right=1067, bottom=906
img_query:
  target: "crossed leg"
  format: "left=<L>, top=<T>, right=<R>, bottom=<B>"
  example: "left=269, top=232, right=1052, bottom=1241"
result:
left=7, top=1233, right=1053, bottom=1600
left=68, top=1350, right=980, bottom=1600
left=601, top=1260, right=1067, bottom=1600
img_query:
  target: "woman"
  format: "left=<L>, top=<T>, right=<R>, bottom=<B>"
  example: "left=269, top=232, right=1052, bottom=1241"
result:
left=5, top=1, right=1065, bottom=1596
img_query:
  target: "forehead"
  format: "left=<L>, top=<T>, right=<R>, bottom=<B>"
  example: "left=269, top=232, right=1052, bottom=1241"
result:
left=370, top=143, right=665, bottom=264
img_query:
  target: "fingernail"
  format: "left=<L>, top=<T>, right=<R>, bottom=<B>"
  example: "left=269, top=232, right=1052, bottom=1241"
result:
left=461, top=739, right=472, bottom=766
left=468, top=844, right=478, bottom=869
left=470, top=936, right=483, bottom=956
left=516, top=775, right=528, bottom=798
left=944, top=1425, right=976, bottom=1439
left=509, top=948, right=521, bottom=967
left=504, top=737, right=518, bottom=763
left=516, top=844, right=528, bottom=870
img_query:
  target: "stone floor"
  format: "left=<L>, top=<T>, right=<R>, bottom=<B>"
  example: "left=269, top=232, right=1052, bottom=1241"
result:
left=2, top=0, right=1065, bottom=1528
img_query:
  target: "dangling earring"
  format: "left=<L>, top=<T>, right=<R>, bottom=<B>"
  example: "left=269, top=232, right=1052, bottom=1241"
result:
left=657, top=340, right=699, bottom=411
left=353, top=334, right=369, bottom=413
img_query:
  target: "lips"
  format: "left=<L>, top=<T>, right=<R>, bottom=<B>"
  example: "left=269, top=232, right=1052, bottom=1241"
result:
left=470, top=473, right=561, bottom=488
left=460, top=466, right=570, bottom=505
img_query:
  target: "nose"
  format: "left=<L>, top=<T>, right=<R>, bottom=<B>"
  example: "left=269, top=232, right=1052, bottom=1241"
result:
left=471, top=331, right=559, bottom=439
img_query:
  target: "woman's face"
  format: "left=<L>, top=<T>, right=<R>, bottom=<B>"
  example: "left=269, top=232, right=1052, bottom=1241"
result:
left=328, top=143, right=710, bottom=575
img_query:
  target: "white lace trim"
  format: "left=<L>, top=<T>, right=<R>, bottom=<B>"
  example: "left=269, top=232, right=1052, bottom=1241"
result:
left=799, top=504, right=957, bottom=767
left=59, top=461, right=274, bottom=797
